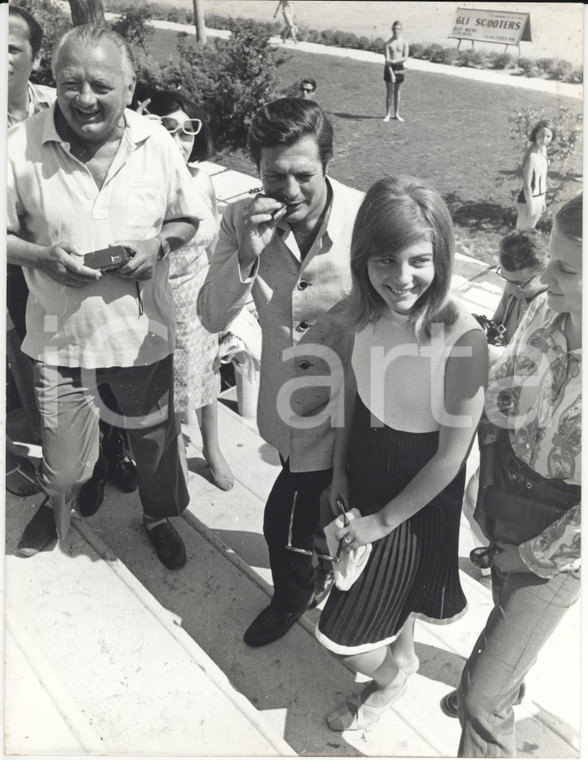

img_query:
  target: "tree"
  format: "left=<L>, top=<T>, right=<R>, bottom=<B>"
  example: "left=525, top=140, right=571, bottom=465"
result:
left=192, top=0, right=207, bottom=46
left=67, top=0, right=105, bottom=25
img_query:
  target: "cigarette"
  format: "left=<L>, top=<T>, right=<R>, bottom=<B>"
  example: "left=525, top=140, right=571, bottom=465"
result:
left=271, top=205, right=288, bottom=222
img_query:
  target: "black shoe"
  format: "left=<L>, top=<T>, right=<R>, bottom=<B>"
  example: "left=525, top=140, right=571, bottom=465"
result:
left=16, top=499, right=58, bottom=557
left=310, top=567, right=335, bottom=608
left=78, top=449, right=107, bottom=517
left=440, top=683, right=526, bottom=719
left=110, top=455, right=138, bottom=493
left=243, top=603, right=309, bottom=647
left=143, top=518, right=187, bottom=570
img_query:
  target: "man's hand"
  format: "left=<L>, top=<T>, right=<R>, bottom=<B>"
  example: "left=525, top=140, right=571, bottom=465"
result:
left=114, top=238, right=161, bottom=281
left=38, top=243, right=102, bottom=288
left=236, top=194, right=285, bottom=271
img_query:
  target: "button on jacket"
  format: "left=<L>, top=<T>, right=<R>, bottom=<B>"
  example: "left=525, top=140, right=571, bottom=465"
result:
left=198, top=177, right=364, bottom=472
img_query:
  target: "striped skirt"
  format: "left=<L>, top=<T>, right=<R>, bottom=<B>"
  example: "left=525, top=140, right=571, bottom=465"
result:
left=316, top=395, right=467, bottom=655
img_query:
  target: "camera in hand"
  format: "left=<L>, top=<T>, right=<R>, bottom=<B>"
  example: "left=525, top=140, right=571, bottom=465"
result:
left=84, top=245, right=134, bottom=271
left=473, top=314, right=507, bottom=347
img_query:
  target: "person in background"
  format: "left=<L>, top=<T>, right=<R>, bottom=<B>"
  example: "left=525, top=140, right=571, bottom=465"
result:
left=316, top=176, right=487, bottom=732
left=139, top=89, right=234, bottom=491
left=198, top=98, right=364, bottom=647
left=442, top=194, right=582, bottom=757
left=8, top=26, right=207, bottom=569
left=516, top=119, right=556, bottom=230
left=6, top=4, right=55, bottom=497
left=462, top=228, right=549, bottom=573
left=274, top=0, right=298, bottom=44
left=299, top=78, right=317, bottom=99
left=491, top=229, right=549, bottom=348
left=383, top=21, right=409, bottom=122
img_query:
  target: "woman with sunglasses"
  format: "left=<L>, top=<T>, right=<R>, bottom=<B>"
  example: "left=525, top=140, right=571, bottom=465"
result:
left=138, top=89, right=233, bottom=491
left=516, top=119, right=556, bottom=230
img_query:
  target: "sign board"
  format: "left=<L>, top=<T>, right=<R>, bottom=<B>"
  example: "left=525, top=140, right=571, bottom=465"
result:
left=449, top=7, right=532, bottom=47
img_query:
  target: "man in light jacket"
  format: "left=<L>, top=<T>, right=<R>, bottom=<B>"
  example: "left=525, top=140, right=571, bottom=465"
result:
left=198, top=98, right=364, bottom=647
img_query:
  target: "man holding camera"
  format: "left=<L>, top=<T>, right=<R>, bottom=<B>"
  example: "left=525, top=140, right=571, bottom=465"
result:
left=198, top=98, right=364, bottom=646
left=7, top=26, right=208, bottom=569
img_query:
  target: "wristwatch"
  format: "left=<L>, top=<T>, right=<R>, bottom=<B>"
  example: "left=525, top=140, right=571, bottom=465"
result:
left=156, top=235, right=171, bottom=261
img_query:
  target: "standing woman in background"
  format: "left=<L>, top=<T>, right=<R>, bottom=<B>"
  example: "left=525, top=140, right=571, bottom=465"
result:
left=516, top=119, right=556, bottom=230
left=140, top=89, right=234, bottom=491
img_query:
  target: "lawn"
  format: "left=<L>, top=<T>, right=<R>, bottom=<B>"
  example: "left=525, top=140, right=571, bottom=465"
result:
left=148, top=27, right=582, bottom=263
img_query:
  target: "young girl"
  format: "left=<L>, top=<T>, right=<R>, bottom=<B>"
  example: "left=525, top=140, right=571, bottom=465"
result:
left=140, top=90, right=233, bottom=491
left=316, top=176, right=488, bottom=731
left=516, top=119, right=556, bottom=230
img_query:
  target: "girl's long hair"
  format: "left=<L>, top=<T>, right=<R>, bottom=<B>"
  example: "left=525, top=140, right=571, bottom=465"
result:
left=344, top=176, right=457, bottom=341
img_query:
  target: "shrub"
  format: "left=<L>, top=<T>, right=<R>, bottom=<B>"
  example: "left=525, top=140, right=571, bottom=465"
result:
left=356, top=35, right=371, bottom=51
left=133, top=21, right=286, bottom=151
left=368, top=37, right=385, bottom=54
left=111, top=4, right=154, bottom=51
left=303, top=28, right=321, bottom=43
left=457, top=49, right=487, bottom=68
left=409, top=42, right=427, bottom=59
left=486, top=51, right=515, bottom=70
left=566, top=66, right=583, bottom=84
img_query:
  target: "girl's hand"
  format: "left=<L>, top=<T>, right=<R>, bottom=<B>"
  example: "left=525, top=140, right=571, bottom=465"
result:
left=328, top=471, right=350, bottom=519
left=335, top=512, right=390, bottom=551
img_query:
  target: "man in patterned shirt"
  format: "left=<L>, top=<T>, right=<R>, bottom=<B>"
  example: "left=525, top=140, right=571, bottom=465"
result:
left=442, top=194, right=582, bottom=756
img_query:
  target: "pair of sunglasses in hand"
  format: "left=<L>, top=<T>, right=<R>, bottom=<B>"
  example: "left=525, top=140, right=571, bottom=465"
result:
left=286, top=493, right=350, bottom=563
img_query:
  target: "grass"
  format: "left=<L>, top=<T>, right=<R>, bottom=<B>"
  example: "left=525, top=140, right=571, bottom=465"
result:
left=147, top=27, right=582, bottom=265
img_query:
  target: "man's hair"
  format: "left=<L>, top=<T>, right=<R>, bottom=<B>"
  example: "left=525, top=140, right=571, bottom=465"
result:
left=145, top=89, right=214, bottom=163
left=52, top=25, right=135, bottom=83
left=9, top=5, right=43, bottom=59
left=300, top=78, right=317, bottom=91
left=554, top=193, right=582, bottom=241
left=247, top=98, right=333, bottom=170
left=499, top=229, right=548, bottom=272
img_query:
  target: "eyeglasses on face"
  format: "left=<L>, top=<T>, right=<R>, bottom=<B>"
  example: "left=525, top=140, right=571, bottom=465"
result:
left=157, top=116, right=202, bottom=136
left=300, top=87, right=314, bottom=93
left=286, top=493, right=348, bottom=563
left=495, top=266, right=539, bottom=290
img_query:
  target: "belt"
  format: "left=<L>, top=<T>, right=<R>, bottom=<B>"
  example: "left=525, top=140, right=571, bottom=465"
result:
left=497, top=435, right=580, bottom=510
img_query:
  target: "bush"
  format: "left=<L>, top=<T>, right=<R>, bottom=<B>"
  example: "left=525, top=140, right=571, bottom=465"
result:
left=486, top=51, right=515, bottom=70
left=457, top=49, right=487, bottom=68
left=409, top=42, right=427, bottom=59
left=133, top=21, right=286, bottom=151
left=111, top=4, right=154, bottom=51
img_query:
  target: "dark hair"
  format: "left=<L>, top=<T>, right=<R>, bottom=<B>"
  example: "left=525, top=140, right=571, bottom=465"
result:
left=499, top=229, right=548, bottom=272
left=9, top=5, right=43, bottom=59
left=554, top=193, right=582, bottom=241
left=144, top=89, right=213, bottom=162
left=346, top=176, right=457, bottom=340
left=529, top=119, right=557, bottom=144
left=247, top=98, right=333, bottom=170
left=300, top=78, right=317, bottom=91
left=53, top=26, right=135, bottom=84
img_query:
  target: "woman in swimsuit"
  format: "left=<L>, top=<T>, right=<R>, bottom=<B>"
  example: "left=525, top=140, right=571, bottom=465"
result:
left=516, top=119, right=556, bottom=230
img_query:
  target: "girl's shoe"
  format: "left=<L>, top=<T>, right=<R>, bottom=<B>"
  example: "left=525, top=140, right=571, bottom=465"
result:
left=327, top=672, right=408, bottom=732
